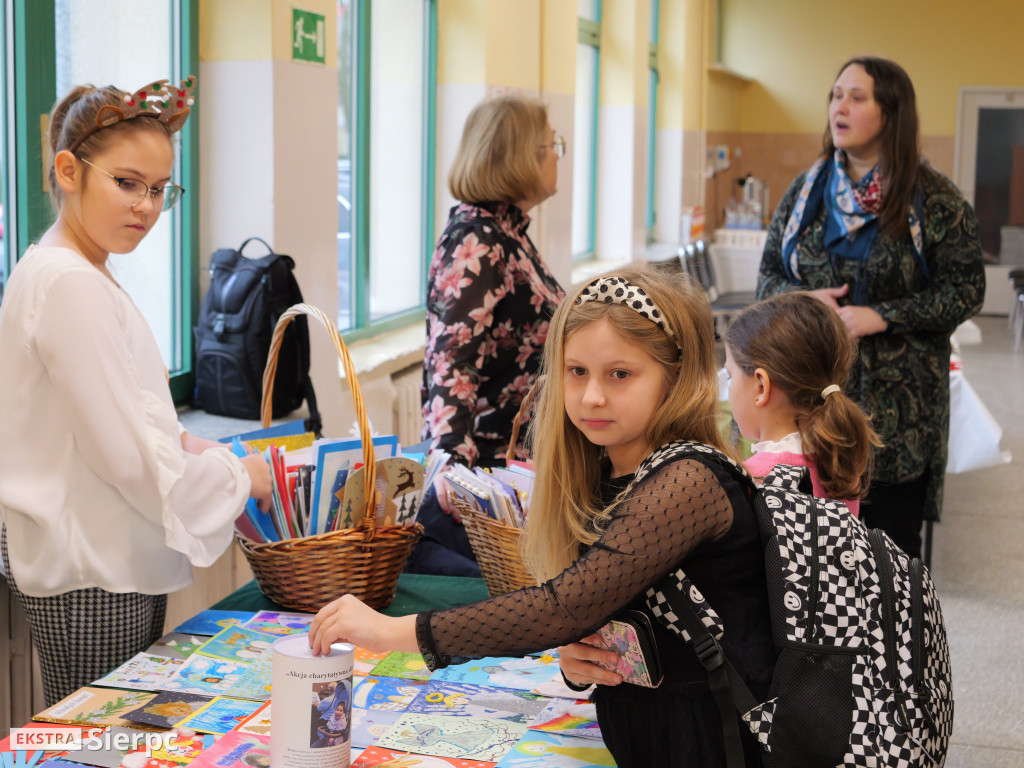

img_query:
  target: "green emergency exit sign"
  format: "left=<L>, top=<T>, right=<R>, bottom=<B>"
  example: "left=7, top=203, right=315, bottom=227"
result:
left=292, top=8, right=325, bottom=64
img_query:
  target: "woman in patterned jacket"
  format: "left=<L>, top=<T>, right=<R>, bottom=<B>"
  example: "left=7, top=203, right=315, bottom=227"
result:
left=757, top=56, right=985, bottom=559
left=410, top=95, right=566, bottom=575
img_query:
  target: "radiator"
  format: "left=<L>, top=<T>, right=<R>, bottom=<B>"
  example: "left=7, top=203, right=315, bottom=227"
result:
left=392, top=366, right=424, bottom=447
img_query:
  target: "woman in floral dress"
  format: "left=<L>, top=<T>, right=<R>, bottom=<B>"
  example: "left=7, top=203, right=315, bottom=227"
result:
left=410, top=95, right=566, bottom=575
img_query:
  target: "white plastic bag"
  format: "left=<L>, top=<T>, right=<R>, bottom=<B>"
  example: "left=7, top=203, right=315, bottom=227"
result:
left=946, top=368, right=1012, bottom=474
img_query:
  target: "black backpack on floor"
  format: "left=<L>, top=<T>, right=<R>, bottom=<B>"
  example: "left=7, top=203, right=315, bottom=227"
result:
left=193, top=237, right=321, bottom=433
left=630, top=441, right=953, bottom=768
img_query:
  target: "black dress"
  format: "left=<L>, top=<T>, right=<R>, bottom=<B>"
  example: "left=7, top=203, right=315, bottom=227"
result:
left=415, top=450, right=776, bottom=768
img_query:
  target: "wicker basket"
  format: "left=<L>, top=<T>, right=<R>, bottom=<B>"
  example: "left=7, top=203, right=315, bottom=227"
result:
left=452, top=378, right=543, bottom=596
left=235, top=303, right=423, bottom=612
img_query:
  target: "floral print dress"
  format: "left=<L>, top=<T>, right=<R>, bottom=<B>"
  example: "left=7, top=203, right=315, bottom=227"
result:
left=422, top=202, right=564, bottom=467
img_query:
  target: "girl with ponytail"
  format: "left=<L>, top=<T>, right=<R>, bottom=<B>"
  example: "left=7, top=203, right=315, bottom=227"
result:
left=723, top=292, right=881, bottom=515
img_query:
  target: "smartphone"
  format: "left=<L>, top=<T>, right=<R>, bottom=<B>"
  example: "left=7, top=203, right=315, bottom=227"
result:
left=592, top=610, right=664, bottom=688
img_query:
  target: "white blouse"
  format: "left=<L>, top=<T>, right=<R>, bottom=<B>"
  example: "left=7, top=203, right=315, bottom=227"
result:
left=0, top=246, right=250, bottom=597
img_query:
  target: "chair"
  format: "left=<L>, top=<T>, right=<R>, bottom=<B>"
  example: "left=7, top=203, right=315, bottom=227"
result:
left=1009, top=269, right=1024, bottom=352
left=678, top=240, right=757, bottom=332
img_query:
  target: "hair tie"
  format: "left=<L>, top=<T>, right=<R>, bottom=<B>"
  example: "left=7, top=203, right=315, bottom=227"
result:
left=821, top=384, right=841, bottom=400
left=575, top=275, right=681, bottom=350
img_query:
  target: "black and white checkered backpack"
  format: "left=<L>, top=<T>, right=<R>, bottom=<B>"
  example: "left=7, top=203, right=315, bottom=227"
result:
left=631, top=441, right=954, bottom=768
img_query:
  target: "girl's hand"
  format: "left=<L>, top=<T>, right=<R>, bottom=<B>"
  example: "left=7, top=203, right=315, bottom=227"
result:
left=308, top=594, right=418, bottom=656
left=240, top=454, right=273, bottom=512
left=558, top=637, right=623, bottom=688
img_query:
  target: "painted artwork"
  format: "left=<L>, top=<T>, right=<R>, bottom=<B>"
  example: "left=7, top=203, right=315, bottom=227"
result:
left=353, top=677, right=430, bottom=711
left=221, top=652, right=273, bottom=701
left=146, top=632, right=207, bottom=660
left=122, top=691, right=212, bottom=729
left=427, top=655, right=575, bottom=697
left=194, top=626, right=277, bottom=664
left=177, top=697, right=264, bottom=735
left=526, top=700, right=602, bottom=740
left=493, top=731, right=616, bottom=767
left=172, top=610, right=254, bottom=637
left=354, top=647, right=390, bottom=676
left=369, top=652, right=432, bottom=681
left=351, top=745, right=496, bottom=767
left=236, top=702, right=272, bottom=736
left=243, top=610, right=315, bottom=636
left=183, top=731, right=270, bottom=768
left=159, top=655, right=251, bottom=697
left=373, top=714, right=525, bottom=762
left=34, top=688, right=156, bottom=728
left=405, top=682, right=550, bottom=724
left=350, top=708, right=403, bottom=749
left=90, top=655, right=186, bottom=693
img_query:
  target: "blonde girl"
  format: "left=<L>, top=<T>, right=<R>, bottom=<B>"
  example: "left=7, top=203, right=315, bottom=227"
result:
left=723, top=292, right=882, bottom=516
left=311, top=266, right=775, bottom=768
left=0, top=79, right=271, bottom=705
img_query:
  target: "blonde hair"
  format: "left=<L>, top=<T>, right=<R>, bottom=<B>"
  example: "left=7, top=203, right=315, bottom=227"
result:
left=47, top=84, right=175, bottom=208
left=448, top=95, right=548, bottom=205
left=724, top=292, right=883, bottom=499
left=521, top=266, right=738, bottom=580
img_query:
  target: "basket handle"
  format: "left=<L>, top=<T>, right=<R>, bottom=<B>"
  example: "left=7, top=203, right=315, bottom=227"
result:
left=262, top=304, right=379, bottom=536
left=505, top=375, right=544, bottom=466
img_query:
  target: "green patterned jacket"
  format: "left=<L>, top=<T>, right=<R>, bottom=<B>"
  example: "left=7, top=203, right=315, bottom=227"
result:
left=757, top=164, right=986, bottom=522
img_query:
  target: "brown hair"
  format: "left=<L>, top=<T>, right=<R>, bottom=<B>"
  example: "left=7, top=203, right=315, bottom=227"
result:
left=823, top=56, right=922, bottom=241
left=522, top=266, right=739, bottom=579
left=724, top=292, right=882, bottom=500
left=47, top=84, right=174, bottom=207
left=448, top=95, right=548, bottom=206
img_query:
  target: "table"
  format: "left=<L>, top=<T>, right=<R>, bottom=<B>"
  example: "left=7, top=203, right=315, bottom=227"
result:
left=211, top=573, right=491, bottom=616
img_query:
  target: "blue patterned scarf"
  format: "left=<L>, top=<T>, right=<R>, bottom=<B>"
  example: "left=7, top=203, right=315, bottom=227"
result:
left=781, top=150, right=926, bottom=304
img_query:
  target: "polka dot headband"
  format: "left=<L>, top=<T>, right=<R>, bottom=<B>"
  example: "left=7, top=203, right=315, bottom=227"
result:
left=575, top=275, right=681, bottom=349
left=68, top=76, right=198, bottom=155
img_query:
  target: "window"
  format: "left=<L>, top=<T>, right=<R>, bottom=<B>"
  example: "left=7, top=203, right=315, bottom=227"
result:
left=11, top=0, right=198, bottom=402
left=573, top=0, right=601, bottom=260
left=0, top=8, right=8, bottom=303
left=338, top=0, right=436, bottom=336
left=646, top=0, right=659, bottom=241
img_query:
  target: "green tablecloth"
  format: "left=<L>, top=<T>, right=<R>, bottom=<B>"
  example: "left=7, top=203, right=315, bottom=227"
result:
left=211, top=573, right=490, bottom=616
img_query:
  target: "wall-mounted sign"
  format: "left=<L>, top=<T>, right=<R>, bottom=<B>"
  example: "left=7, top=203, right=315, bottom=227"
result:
left=292, top=8, right=325, bottom=64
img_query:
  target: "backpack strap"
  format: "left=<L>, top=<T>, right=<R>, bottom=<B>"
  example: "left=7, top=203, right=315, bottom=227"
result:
left=632, top=440, right=760, bottom=768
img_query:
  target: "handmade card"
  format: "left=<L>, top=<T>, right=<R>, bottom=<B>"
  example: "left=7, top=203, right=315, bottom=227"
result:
left=57, top=726, right=176, bottom=768
left=349, top=708, right=402, bottom=749
left=236, top=701, right=272, bottom=736
left=150, top=733, right=219, bottom=765
left=526, top=700, right=602, bottom=740
left=176, top=697, right=264, bottom=735
left=243, top=610, right=315, bottom=636
left=311, top=435, right=399, bottom=534
left=341, top=456, right=425, bottom=528
left=405, top=682, right=550, bottom=724
left=34, top=688, right=156, bottom=729
left=194, top=626, right=277, bottom=663
left=368, top=652, right=431, bottom=681
left=373, top=713, right=526, bottom=762
left=351, top=745, right=496, bottom=767
left=122, top=691, right=213, bottom=729
left=427, top=655, right=575, bottom=697
left=493, top=730, right=616, bottom=767
left=146, top=632, right=207, bottom=660
left=352, top=677, right=429, bottom=711
left=172, top=610, right=254, bottom=637
left=91, top=654, right=186, bottom=693
left=185, top=731, right=270, bottom=768
left=353, top=647, right=390, bottom=676
left=159, top=655, right=251, bottom=698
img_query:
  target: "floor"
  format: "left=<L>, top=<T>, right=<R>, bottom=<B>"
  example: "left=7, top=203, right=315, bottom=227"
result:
left=177, top=316, right=1024, bottom=766
left=935, top=315, right=1024, bottom=767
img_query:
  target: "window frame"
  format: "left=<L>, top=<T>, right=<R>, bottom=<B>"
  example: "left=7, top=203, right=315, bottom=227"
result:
left=646, top=0, right=660, bottom=242
left=9, top=0, right=199, bottom=404
left=340, top=0, right=437, bottom=344
left=574, top=8, right=602, bottom=262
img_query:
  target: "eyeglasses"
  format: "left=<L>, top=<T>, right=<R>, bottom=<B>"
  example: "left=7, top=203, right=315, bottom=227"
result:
left=542, top=134, right=567, bottom=159
left=79, top=157, right=186, bottom=212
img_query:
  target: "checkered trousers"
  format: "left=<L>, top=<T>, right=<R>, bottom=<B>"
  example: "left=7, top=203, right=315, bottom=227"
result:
left=2, top=526, right=166, bottom=706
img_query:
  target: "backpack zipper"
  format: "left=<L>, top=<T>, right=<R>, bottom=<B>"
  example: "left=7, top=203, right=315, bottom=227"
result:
left=869, top=529, right=909, bottom=732
left=910, top=557, right=938, bottom=732
left=805, top=493, right=820, bottom=640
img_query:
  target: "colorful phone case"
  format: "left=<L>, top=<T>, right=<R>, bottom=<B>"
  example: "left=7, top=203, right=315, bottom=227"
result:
left=594, top=610, right=664, bottom=688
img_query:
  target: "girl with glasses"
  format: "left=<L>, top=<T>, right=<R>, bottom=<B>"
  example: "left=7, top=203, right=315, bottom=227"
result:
left=0, top=79, right=273, bottom=705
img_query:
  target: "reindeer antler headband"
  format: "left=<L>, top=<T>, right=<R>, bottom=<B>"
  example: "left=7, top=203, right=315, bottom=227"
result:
left=67, top=76, right=197, bottom=155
